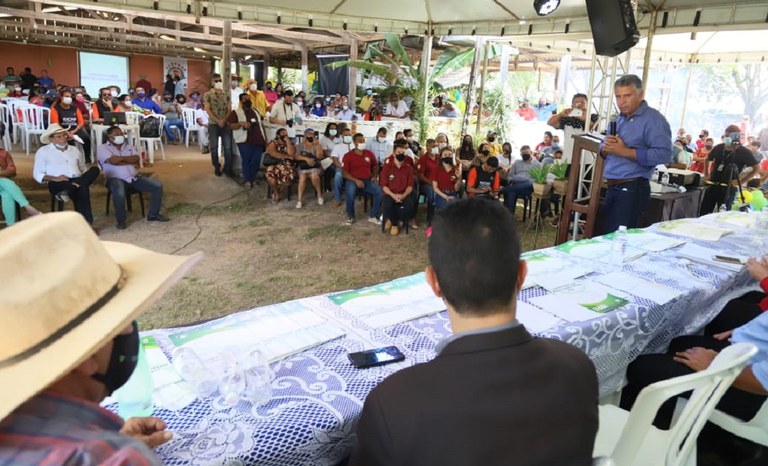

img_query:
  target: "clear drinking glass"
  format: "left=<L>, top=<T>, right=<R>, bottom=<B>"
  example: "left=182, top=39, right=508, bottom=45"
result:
left=219, top=350, right=246, bottom=406
left=243, top=348, right=274, bottom=407
left=172, top=347, right=217, bottom=398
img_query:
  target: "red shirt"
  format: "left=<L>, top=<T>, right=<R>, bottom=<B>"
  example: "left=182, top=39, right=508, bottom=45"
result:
left=433, top=166, right=460, bottom=192
left=342, top=150, right=377, bottom=180
left=760, top=278, right=768, bottom=311
left=380, top=160, right=414, bottom=195
left=417, top=155, right=439, bottom=185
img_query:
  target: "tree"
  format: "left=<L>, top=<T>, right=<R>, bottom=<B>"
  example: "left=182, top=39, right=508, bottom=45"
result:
left=697, top=64, right=768, bottom=121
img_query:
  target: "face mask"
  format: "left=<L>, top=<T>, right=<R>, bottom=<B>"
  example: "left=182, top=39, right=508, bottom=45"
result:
left=538, top=102, right=546, bottom=108
left=342, top=135, right=353, bottom=144
left=214, top=82, right=224, bottom=90
left=367, top=90, right=373, bottom=95
left=124, top=100, right=133, bottom=107
left=296, top=100, right=304, bottom=106
left=342, top=105, right=349, bottom=111
left=242, top=100, right=252, bottom=109
left=266, top=85, right=273, bottom=90
left=356, top=142, right=366, bottom=150
left=395, top=153, right=406, bottom=162
left=91, top=321, right=140, bottom=396
left=137, top=92, right=145, bottom=98
left=14, top=87, right=21, bottom=92
left=699, top=134, right=705, bottom=139
left=62, top=97, right=73, bottom=105
left=487, top=136, right=496, bottom=142
left=0, top=84, right=5, bottom=89
left=329, top=129, right=337, bottom=136
left=112, top=135, right=125, bottom=145
left=76, top=96, right=85, bottom=102
left=54, top=143, right=68, bottom=150
left=315, top=103, right=322, bottom=109
left=725, top=137, right=733, bottom=146
left=325, top=97, right=331, bottom=102
left=705, top=144, right=713, bottom=150
left=441, top=157, right=453, bottom=165
left=406, top=136, right=414, bottom=142
left=522, top=103, right=529, bottom=108
left=110, top=90, right=118, bottom=97
left=522, top=153, right=532, bottom=161
left=438, top=143, right=447, bottom=150
left=481, top=150, right=490, bottom=156
left=552, top=143, right=560, bottom=149
left=431, top=147, right=439, bottom=155
left=306, top=136, right=314, bottom=143
left=377, top=136, right=385, bottom=142
left=165, top=97, right=173, bottom=102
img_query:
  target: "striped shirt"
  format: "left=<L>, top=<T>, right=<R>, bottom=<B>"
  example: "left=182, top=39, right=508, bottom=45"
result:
left=0, top=392, right=161, bottom=465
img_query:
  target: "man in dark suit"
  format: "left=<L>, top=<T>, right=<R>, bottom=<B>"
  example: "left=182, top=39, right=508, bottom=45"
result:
left=349, top=198, right=599, bottom=466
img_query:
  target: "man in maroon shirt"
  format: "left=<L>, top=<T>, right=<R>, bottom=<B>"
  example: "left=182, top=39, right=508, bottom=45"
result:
left=342, top=133, right=383, bottom=225
left=380, top=146, right=415, bottom=235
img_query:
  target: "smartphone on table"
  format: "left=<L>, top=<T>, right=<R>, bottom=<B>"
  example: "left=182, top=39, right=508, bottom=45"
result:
left=348, top=346, right=405, bottom=369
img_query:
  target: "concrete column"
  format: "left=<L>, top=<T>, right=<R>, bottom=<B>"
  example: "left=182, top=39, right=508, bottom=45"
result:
left=348, top=39, right=358, bottom=102
left=300, top=46, right=309, bottom=93
left=222, top=20, right=232, bottom=90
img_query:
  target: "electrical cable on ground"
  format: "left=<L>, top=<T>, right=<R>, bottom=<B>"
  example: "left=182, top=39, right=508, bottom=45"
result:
left=170, top=187, right=247, bottom=255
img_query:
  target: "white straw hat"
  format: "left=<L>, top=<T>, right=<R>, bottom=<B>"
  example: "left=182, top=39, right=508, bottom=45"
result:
left=0, top=212, right=201, bottom=420
left=39, top=123, right=69, bottom=144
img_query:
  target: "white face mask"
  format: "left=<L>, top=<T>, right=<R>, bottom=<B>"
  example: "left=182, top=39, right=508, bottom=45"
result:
left=315, top=103, right=322, bottom=109
left=54, top=143, right=68, bottom=150
left=431, top=147, right=439, bottom=155
left=329, top=129, right=337, bottom=136
left=406, top=136, right=414, bottom=142
left=110, top=90, right=118, bottom=97
left=342, top=135, right=353, bottom=144
left=124, top=100, right=132, bottom=107
left=214, top=82, right=224, bottom=90
left=62, top=97, right=73, bottom=105
left=356, top=142, right=366, bottom=150
left=297, top=100, right=303, bottom=105
left=0, top=84, right=5, bottom=90
left=249, top=84, right=258, bottom=91
left=342, top=105, right=349, bottom=111
left=112, top=135, right=125, bottom=145
left=438, top=142, right=447, bottom=149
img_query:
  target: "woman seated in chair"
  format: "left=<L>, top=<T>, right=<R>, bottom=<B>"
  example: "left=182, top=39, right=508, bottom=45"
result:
left=294, top=128, right=324, bottom=208
left=0, top=149, right=42, bottom=225
left=620, top=257, right=768, bottom=461
left=50, top=89, right=92, bottom=163
left=265, top=128, right=296, bottom=204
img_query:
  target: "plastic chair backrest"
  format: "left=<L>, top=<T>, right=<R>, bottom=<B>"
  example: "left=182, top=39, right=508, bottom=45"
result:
left=8, top=100, right=29, bottom=123
left=612, top=342, right=757, bottom=466
left=709, top=392, right=768, bottom=447
left=181, top=108, right=199, bottom=130
left=125, top=112, right=141, bottom=126
left=22, top=106, right=49, bottom=131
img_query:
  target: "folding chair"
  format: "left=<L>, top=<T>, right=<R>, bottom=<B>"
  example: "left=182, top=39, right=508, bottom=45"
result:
left=22, top=106, right=50, bottom=156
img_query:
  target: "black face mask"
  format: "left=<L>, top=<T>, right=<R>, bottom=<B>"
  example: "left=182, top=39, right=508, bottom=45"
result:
left=481, top=150, right=490, bottom=156
left=242, top=100, right=252, bottom=109
left=395, top=153, right=406, bottom=162
left=522, top=153, right=532, bottom=161
left=441, top=157, right=453, bottom=165
left=91, top=321, right=140, bottom=396
left=306, top=136, right=314, bottom=143
left=487, top=137, right=496, bottom=142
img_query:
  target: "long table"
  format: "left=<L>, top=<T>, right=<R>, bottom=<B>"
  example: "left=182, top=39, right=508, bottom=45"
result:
left=124, top=212, right=765, bottom=465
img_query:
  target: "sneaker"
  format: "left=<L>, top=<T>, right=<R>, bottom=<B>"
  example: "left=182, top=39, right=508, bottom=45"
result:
left=116, top=221, right=127, bottom=230
left=296, top=201, right=303, bottom=209
left=384, top=219, right=392, bottom=231
left=345, top=218, right=355, bottom=225
left=214, top=166, right=222, bottom=177
left=147, top=214, right=170, bottom=222
left=317, top=197, right=324, bottom=206
left=368, top=217, right=382, bottom=226
left=54, top=191, right=70, bottom=203
left=410, top=220, right=419, bottom=230
left=390, top=225, right=399, bottom=236
left=202, top=146, right=210, bottom=154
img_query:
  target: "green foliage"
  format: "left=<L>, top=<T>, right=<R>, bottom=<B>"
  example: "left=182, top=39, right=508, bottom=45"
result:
left=483, top=81, right=518, bottom=144
left=549, top=163, right=569, bottom=180
left=528, top=165, right=550, bottom=184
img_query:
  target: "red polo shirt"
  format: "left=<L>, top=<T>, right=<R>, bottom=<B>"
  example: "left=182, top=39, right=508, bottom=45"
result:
left=380, top=160, right=414, bottom=195
left=433, top=166, right=460, bottom=192
left=417, top=155, right=439, bottom=185
left=343, top=149, right=377, bottom=180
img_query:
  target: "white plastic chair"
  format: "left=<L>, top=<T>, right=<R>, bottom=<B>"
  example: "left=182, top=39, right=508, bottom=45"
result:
left=593, top=342, right=758, bottom=466
left=708, top=398, right=768, bottom=448
left=181, top=108, right=201, bottom=149
left=7, top=100, right=29, bottom=145
left=22, top=106, right=50, bottom=156
left=140, top=114, right=165, bottom=164
left=0, top=103, right=11, bottom=150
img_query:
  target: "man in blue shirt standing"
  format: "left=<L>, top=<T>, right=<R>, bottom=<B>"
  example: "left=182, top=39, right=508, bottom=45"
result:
left=599, top=74, right=671, bottom=233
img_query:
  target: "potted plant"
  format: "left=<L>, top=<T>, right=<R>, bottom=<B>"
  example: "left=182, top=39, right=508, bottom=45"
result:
left=550, top=163, right=569, bottom=195
left=529, top=165, right=551, bottom=196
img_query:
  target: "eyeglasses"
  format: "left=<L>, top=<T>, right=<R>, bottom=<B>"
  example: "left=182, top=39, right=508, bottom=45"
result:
left=213, top=80, right=222, bottom=83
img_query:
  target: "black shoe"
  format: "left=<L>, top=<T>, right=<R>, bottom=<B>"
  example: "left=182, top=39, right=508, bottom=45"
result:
left=147, top=214, right=170, bottom=222
left=214, top=166, right=222, bottom=177
left=202, top=146, right=210, bottom=154
left=116, top=221, right=127, bottom=230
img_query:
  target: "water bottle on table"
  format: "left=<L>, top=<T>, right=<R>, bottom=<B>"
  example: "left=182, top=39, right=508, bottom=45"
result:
left=115, top=339, right=154, bottom=419
left=610, top=225, right=628, bottom=271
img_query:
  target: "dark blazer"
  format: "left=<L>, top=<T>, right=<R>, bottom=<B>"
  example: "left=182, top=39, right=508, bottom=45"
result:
left=348, top=325, right=599, bottom=466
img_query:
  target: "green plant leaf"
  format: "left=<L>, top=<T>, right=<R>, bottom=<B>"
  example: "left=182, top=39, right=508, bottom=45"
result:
left=385, top=33, right=411, bottom=67
left=528, top=165, right=550, bottom=184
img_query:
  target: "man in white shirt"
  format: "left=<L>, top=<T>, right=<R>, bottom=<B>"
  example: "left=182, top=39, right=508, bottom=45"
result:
left=335, top=104, right=356, bottom=121
left=229, top=76, right=244, bottom=109
left=97, top=126, right=169, bottom=230
left=269, top=90, right=303, bottom=140
left=367, top=127, right=393, bottom=165
left=384, top=93, right=411, bottom=119
left=33, top=124, right=100, bottom=224
left=331, top=126, right=355, bottom=206
left=195, top=107, right=210, bottom=154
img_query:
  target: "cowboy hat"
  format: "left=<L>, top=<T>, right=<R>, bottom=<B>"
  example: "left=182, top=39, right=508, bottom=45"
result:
left=39, top=123, right=69, bottom=144
left=0, top=212, right=201, bottom=421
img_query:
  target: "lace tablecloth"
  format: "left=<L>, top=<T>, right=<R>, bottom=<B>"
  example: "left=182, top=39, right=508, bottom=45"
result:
left=139, top=212, right=765, bottom=465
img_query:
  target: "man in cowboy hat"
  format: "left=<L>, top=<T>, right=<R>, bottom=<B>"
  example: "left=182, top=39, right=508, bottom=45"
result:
left=0, top=212, right=201, bottom=464
left=32, top=123, right=100, bottom=224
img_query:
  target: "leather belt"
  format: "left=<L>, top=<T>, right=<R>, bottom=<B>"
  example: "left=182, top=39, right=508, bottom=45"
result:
left=605, top=177, right=645, bottom=187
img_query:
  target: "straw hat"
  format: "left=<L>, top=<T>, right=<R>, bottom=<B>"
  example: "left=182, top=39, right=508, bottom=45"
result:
left=0, top=212, right=201, bottom=420
left=39, top=123, right=68, bottom=144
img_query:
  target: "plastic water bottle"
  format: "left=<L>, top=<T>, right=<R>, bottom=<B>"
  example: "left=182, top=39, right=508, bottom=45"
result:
left=115, top=341, right=154, bottom=419
left=610, top=225, right=628, bottom=271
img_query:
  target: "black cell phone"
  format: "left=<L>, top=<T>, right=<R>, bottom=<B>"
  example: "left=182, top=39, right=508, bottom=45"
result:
left=348, top=346, right=405, bottom=369
left=609, top=121, right=617, bottom=136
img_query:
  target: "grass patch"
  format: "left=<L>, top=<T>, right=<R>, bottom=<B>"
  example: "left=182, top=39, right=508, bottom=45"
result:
left=304, top=224, right=351, bottom=241
left=165, top=202, right=202, bottom=217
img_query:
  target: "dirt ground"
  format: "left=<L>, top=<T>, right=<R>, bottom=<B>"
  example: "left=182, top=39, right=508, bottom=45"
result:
left=9, top=143, right=557, bottom=330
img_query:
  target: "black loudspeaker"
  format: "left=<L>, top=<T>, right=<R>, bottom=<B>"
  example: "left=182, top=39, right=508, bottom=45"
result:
left=585, top=0, right=640, bottom=57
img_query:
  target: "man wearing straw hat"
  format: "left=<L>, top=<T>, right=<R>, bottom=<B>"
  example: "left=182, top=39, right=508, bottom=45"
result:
left=32, top=123, right=100, bottom=224
left=0, top=212, right=201, bottom=464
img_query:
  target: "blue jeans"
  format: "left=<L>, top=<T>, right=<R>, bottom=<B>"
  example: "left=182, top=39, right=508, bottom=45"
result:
left=238, top=143, right=265, bottom=183
left=502, top=181, right=533, bottom=213
left=600, top=178, right=651, bottom=234
left=333, top=166, right=345, bottom=201
left=419, top=183, right=435, bottom=205
left=208, top=123, right=233, bottom=174
left=345, top=179, right=382, bottom=220
left=163, top=118, right=185, bottom=142
left=434, top=191, right=458, bottom=210
left=106, top=175, right=163, bottom=223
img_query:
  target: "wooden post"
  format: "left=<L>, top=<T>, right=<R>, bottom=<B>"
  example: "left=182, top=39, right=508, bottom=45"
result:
left=642, top=9, right=658, bottom=87
left=263, top=52, right=271, bottom=86
left=421, top=32, right=433, bottom=138
left=499, top=44, right=510, bottom=83
left=348, top=39, right=358, bottom=103
left=300, top=45, right=309, bottom=93
left=461, top=36, right=483, bottom=137
left=475, top=40, right=490, bottom=135
left=222, top=20, right=232, bottom=90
